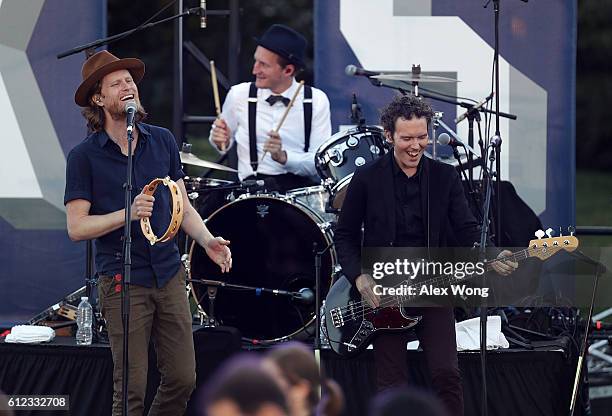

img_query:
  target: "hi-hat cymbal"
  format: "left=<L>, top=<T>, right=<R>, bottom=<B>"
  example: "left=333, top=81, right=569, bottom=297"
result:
left=179, top=151, right=237, bottom=173
left=373, top=73, right=459, bottom=84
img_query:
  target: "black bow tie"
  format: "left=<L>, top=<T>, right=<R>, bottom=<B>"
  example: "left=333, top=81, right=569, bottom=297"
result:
left=266, top=95, right=290, bottom=106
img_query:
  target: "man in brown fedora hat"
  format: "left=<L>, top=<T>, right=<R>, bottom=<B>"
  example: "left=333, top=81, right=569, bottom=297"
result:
left=64, top=50, right=233, bottom=415
left=209, top=24, right=332, bottom=193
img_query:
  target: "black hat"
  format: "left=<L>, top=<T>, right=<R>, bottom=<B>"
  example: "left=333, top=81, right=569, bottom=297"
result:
left=255, top=24, right=307, bottom=69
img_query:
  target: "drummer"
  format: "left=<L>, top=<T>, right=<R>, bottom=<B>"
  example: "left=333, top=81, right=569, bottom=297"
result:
left=209, top=24, right=332, bottom=193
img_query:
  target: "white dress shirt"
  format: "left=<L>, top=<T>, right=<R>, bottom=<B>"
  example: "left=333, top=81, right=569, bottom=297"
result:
left=209, top=79, right=332, bottom=181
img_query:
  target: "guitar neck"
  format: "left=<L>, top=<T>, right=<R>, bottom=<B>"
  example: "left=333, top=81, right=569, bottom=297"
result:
left=392, top=247, right=533, bottom=304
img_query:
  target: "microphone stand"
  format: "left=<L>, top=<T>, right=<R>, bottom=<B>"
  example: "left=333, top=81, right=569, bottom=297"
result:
left=479, top=0, right=527, bottom=411
left=116, top=116, right=134, bottom=416
left=492, top=0, right=503, bottom=249
left=477, top=144, right=498, bottom=416
left=120, top=120, right=135, bottom=416
left=466, top=106, right=482, bottom=183
left=57, top=6, right=204, bottom=59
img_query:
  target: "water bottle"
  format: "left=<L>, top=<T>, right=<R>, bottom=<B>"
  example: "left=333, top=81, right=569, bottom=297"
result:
left=76, top=297, right=93, bottom=345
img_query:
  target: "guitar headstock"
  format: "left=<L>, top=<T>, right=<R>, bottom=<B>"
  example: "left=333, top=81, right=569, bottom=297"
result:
left=528, top=227, right=579, bottom=260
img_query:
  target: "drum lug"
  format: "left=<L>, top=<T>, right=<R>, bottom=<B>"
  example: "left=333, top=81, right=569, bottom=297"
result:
left=319, top=221, right=332, bottom=232
left=181, top=254, right=191, bottom=275
left=328, top=147, right=344, bottom=167
left=333, top=264, right=343, bottom=277
left=323, top=178, right=335, bottom=188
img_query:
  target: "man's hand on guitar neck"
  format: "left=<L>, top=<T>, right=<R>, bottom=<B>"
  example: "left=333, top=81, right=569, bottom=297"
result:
left=356, top=274, right=380, bottom=308
left=491, top=249, right=518, bottom=276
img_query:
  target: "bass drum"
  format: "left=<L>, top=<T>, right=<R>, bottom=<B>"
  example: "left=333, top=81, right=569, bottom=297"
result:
left=189, top=194, right=336, bottom=343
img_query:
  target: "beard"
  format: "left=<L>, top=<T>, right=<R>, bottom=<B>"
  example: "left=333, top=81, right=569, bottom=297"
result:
left=107, top=100, right=147, bottom=123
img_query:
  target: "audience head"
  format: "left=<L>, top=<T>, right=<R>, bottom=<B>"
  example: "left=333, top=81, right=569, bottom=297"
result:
left=202, top=354, right=288, bottom=416
left=370, top=388, right=448, bottom=416
left=265, top=341, right=344, bottom=416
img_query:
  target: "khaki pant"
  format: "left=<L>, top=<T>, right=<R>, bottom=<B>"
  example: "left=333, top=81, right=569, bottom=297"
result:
left=98, top=267, right=196, bottom=416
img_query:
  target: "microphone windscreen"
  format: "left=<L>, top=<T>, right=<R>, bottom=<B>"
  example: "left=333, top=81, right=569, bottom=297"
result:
left=437, top=132, right=451, bottom=146
left=345, top=65, right=357, bottom=76
left=124, top=101, right=137, bottom=114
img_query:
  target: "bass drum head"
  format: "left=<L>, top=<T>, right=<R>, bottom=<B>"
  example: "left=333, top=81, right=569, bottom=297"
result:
left=189, top=195, right=335, bottom=343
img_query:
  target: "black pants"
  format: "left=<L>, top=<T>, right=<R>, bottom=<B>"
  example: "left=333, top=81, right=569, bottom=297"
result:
left=243, top=173, right=317, bottom=193
left=373, top=307, right=464, bottom=416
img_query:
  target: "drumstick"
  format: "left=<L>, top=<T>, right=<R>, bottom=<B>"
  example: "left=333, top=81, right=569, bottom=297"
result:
left=210, top=60, right=225, bottom=151
left=258, top=80, right=304, bottom=167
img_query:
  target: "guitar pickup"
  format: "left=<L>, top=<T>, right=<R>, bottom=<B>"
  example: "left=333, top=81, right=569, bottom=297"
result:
left=330, top=307, right=344, bottom=328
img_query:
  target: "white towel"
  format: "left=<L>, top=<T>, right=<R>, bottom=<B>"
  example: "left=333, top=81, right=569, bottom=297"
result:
left=5, top=325, right=55, bottom=343
left=455, top=316, right=509, bottom=351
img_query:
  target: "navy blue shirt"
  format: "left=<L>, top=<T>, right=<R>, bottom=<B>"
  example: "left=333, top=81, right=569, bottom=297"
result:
left=64, top=123, right=185, bottom=288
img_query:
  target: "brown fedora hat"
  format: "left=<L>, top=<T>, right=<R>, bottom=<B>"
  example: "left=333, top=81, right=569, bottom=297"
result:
left=74, top=50, right=145, bottom=107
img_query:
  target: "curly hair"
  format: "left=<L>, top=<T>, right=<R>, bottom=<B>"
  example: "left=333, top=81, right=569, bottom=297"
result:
left=380, top=94, right=434, bottom=135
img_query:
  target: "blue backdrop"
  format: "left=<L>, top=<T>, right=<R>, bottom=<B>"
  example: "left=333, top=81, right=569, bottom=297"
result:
left=0, top=0, right=106, bottom=326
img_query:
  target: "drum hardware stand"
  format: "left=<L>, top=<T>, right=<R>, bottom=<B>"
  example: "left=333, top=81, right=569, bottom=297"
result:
left=188, top=277, right=318, bottom=330
left=350, top=93, right=366, bottom=129
left=205, top=286, right=219, bottom=327
left=313, top=241, right=335, bottom=372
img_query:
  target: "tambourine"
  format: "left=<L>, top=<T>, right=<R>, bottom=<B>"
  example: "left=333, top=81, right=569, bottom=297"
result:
left=140, top=176, right=184, bottom=245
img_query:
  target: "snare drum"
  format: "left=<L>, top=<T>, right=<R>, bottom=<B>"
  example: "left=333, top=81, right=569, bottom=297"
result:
left=286, top=185, right=336, bottom=223
left=316, top=126, right=387, bottom=209
left=188, top=193, right=336, bottom=343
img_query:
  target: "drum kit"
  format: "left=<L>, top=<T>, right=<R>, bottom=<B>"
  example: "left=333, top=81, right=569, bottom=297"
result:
left=180, top=126, right=388, bottom=343
left=180, top=65, right=491, bottom=344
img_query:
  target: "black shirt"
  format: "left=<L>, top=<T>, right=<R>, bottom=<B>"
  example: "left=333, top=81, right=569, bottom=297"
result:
left=391, top=155, right=426, bottom=247
left=64, top=123, right=185, bottom=288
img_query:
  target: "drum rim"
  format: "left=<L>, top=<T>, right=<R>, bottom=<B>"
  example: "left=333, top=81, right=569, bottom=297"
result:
left=285, top=184, right=328, bottom=196
left=315, top=125, right=385, bottom=158
left=187, top=193, right=337, bottom=343
left=183, top=176, right=234, bottom=184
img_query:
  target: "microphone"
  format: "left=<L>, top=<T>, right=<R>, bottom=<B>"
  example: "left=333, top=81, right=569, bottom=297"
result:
left=125, top=101, right=137, bottom=134
left=200, top=0, right=207, bottom=28
left=437, top=133, right=464, bottom=148
left=241, top=179, right=265, bottom=188
left=345, top=64, right=380, bottom=78
left=454, top=92, right=495, bottom=124
left=292, top=288, right=315, bottom=305
left=489, top=135, right=502, bottom=148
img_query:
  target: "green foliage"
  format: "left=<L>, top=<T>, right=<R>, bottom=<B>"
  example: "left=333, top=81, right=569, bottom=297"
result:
left=577, top=0, right=612, bottom=170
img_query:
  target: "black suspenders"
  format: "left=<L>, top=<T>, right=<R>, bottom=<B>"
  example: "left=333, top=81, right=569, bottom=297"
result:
left=248, top=83, right=259, bottom=172
left=303, top=85, right=312, bottom=152
left=248, top=82, right=313, bottom=172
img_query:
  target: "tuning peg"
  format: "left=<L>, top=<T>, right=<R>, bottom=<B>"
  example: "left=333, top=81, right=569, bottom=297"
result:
left=545, top=228, right=554, bottom=238
left=559, top=226, right=563, bottom=237
left=568, top=225, right=575, bottom=237
left=535, top=229, right=545, bottom=240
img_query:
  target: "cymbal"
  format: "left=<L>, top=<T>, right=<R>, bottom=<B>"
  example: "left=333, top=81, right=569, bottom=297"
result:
left=179, top=151, right=238, bottom=173
left=372, top=73, right=459, bottom=84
